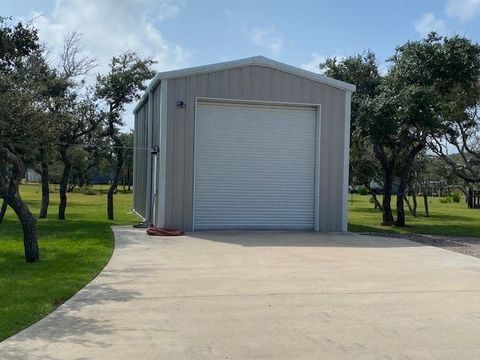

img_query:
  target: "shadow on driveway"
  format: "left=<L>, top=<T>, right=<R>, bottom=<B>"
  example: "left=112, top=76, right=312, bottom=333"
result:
left=190, top=230, right=424, bottom=248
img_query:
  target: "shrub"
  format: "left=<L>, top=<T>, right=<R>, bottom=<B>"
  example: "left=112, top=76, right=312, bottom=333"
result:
left=439, top=197, right=452, bottom=204
left=357, top=186, right=369, bottom=195
left=451, top=192, right=461, bottom=203
left=82, top=189, right=97, bottom=196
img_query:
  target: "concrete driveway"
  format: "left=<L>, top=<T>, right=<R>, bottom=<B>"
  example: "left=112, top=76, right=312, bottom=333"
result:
left=2, top=227, right=480, bottom=359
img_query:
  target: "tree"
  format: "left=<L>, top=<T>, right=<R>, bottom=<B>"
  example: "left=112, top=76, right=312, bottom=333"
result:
left=373, top=79, right=437, bottom=226
left=349, top=137, right=383, bottom=210
left=384, top=33, right=480, bottom=226
left=430, top=111, right=480, bottom=185
left=120, top=131, right=134, bottom=192
left=0, top=17, right=42, bottom=262
left=29, top=55, right=68, bottom=218
left=39, top=31, right=96, bottom=220
left=96, top=51, right=155, bottom=220
left=322, top=34, right=480, bottom=227
left=355, top=85, right=404, bottom=224
left=57, top=93, right=103, bottom=219
left=61, top=126, right=110, bottom=190
left=320, top=52, right=381, bottom=132
left=410, top=154, right=457, bottom=216
left=320, top=53, right=392, bottom=219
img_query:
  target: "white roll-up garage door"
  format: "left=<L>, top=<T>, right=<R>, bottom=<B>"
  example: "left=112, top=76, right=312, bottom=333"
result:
left=194, top=101, right=318, bottom=230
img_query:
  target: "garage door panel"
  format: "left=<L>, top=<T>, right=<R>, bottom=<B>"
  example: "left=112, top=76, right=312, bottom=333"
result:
left=194, top=102, right=317, bottom=230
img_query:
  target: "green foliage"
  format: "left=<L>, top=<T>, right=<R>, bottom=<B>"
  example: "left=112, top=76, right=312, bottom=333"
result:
left=321, top=52, right=381, bottom=132
left=451, top=193, right=461, bottom=203
left=96, top=51, right=156, bottom=126
left=0, top=17, right=47, bottom=261
left=0, top=16, right=40, bottom=70
left=320, top=53, right=384, bottom=193
left=357, top=186, right=369, bottom=195
left=96, top=51, right=156, bottom=220
left=322, top=33, right=480, bottom=226
left=439, top=197, right=452, bottom=204
left=0, top=19, right=44, bottom=161
left=0, top=184, right=136, bottom=340
left=389, top=33, right=480, bottom=139
left=119, top=131, right=134, bottom=184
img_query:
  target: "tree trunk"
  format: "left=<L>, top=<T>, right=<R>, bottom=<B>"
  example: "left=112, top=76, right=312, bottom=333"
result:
left=382, top=173, right=394, bottom=224
left=0, top=199, right=7, bottom=223
left=396, top=195, right=406, bottom=227
left=372, top=145, right=395, bottom=225
left=423, top=194, right=430, bottom=217
left=127, top=167, right=131, bottom=191
left=364, top=182, right=383, bottom=211
left=0, top=146, right=39, bottom=262
left=412, top=188, right=418, bottom=215
left=371, top=193, right=383, bottom=211
left=8, top=193, right=39, bottom=262
left=396, top=176, right=410, bottom=227
left=404, top=196, right=412, bottom=213
left=396, top=142, right=425, bottom=227
left=404, top=196, right=417, bottom=217
left=382, top=177, right=393, bottom=225
left=108, top=139, right=124, bottom=220
left=39, top=147, right=49, bottom=219
left=67, top=183, right=76, bottom=192
left=468, top=187, right=474, bottom=209
left=58, top=146, right=72, bottom=220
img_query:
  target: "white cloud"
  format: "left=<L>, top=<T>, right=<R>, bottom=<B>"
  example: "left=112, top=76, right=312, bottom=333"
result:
left=32, top=0, right=191, bottom=74
left=414, top=12, right=448, bottom=37
left=28, top=0, right=190, bottom=128
left=300, top=52, right=344, bottom=74
left=249, top=27, right=283, bottom=56
left=446, top=0, right=480, bottom=22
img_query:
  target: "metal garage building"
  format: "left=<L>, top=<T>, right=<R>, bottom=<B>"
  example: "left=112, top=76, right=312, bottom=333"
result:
left=133, top=56, right=355, bottom=232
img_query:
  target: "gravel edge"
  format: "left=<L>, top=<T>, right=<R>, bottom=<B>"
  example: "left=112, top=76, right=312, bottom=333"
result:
left=358, top=232, right=480, bottom=259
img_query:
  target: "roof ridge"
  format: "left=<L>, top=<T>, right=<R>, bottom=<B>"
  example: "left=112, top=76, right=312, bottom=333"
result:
left=134, top=56, right=355, bottom=113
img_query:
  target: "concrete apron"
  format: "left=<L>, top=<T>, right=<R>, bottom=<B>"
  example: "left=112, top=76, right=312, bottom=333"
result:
left=2, top=227, right=480, bottom=359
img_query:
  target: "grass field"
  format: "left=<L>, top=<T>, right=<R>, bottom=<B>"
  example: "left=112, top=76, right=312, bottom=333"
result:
left=348, top=193, right=480, bottom=237
left=0, top=184, right=137, bottom=341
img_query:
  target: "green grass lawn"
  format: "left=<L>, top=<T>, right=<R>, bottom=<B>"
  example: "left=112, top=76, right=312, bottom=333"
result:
left=349, top=193, right=480, bottom=237
left=0, top=184, right=137, bottom=341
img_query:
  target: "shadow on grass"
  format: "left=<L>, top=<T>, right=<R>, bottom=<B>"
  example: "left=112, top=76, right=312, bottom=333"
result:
left=349, top=218, right=480, bottom=239
left=401, top=224, right=480, bottom=239
left=348, top=223, right=398, bottom=234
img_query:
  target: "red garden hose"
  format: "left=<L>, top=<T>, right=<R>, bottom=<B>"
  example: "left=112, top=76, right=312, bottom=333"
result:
left=146, top=225, right=185, bottom=236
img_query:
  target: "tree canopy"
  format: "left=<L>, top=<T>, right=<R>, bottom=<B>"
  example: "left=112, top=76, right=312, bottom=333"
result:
left=321, top=33, right=480, bottom=227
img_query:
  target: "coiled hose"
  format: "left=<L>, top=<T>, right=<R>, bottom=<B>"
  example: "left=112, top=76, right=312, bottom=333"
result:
left=146, top=225, right=185, bottom=236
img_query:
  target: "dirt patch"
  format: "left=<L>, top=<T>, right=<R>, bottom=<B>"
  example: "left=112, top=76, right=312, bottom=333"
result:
left=359, top=232, right=480, bottom=259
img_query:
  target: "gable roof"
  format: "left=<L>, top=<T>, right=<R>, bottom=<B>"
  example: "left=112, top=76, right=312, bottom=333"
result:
left=134, top=56, right=356, bottom=113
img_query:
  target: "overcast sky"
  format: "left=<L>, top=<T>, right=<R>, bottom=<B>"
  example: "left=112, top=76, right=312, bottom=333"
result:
left=1, top=0, right=480, bottom=129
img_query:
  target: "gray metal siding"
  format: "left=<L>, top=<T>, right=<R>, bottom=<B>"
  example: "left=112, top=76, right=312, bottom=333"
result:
left=162, top=65, right=348, bottom=231
left=133, top=102, right=148, bottom=218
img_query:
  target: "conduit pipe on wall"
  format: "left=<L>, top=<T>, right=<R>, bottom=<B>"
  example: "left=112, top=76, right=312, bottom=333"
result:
left=144, top=89, right=154, bottom=225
